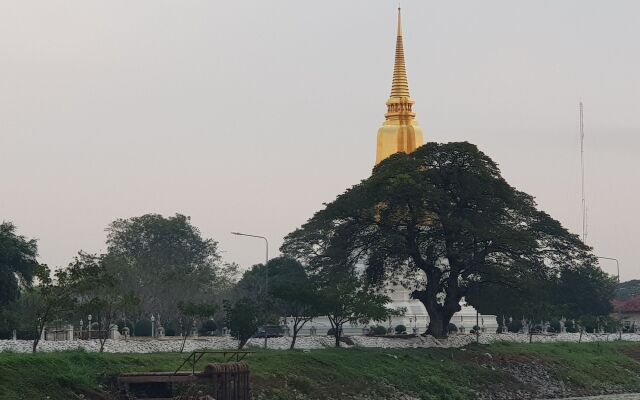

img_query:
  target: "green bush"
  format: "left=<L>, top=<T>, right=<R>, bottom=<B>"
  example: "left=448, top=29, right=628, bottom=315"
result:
left=371, top=325, right=388, bottom=336
left=117, top=320, right=134, bottom=334
left=163, top=320, right=180, bottom=336
left=395, top=324, right=407, bottom=334
left=200, top=319, right=217, bottom=336
left=447, top=323, right=458, bottom=333
left=134, top=319, right=152, bottom=337
left=507, top=319, right=522, bottom=333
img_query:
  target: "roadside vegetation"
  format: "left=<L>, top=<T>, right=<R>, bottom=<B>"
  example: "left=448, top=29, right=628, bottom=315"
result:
left=2, top=342, right=640, bottom=399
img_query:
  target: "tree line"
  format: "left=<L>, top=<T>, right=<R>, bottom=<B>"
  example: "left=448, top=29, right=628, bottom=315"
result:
left=1, top=142, right=617, bottom=351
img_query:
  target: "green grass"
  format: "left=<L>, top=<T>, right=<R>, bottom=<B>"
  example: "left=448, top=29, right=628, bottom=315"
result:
left=2, top=342, right=640, bottom=399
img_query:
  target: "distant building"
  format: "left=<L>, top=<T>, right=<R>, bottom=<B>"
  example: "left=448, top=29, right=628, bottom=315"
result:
left=613, top=297, right=640, bottom=330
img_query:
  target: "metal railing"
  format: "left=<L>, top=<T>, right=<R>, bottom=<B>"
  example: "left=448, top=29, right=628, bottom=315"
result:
left=174, top=351, right=254, bottom=375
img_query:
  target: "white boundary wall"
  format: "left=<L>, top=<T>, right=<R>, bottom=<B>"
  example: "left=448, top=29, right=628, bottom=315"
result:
left=2, top=333, right=640, bottom=353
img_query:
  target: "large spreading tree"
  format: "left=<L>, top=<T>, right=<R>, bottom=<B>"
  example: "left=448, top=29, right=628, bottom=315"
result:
left=282, top=142, right=599, bottom=338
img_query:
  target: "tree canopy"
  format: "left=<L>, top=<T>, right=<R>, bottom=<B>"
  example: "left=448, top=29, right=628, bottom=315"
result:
left=104, top=213, right=234, bottom=320
left=238, top=257, right=322, bottom=349
left=282, top=142, right=601, bottom=338
left=467, top=262, right=615, bottom=322
left=0, top=222, right=40, bottom=308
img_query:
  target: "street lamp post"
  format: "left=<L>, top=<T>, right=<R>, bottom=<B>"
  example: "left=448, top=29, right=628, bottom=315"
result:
left=596, top=256, right=621, bottom=339
left=595, top=256, right=620, bottom=283
left=231, top=232, right=269, bottom=290
left=231, top=232, right=270, bottom=348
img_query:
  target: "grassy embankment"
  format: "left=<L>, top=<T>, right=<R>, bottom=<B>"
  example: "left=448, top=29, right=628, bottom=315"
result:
left=2, top=341, right=640, bottom=399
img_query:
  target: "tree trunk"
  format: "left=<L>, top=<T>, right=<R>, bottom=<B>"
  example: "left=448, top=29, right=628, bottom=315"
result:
left=334, top=330, right=341, bottom=348
left=180, top=323, right=188, bottom=353
left=413, top=265, right=451, bottom=338
left=529, top=327, right=533, bottom=343
left=427, top=312, right=447, bottom=339
left=417, top=288, right=453, bottom=339
left=290, top=320, right=299, bottom=350
left=32, top=321, right=45, bottom=353
left=99, top=316, right=110, bottom=353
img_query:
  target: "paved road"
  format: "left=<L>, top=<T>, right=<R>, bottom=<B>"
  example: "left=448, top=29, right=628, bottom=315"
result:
left=547, top=395, right=640, bottom=400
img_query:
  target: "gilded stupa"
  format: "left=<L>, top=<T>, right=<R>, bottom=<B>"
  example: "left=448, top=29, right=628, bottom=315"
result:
left=375, top=8, right=424, bottom=165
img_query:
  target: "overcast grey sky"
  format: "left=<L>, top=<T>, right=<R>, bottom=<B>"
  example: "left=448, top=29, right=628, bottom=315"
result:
left=1, top=1, right=638, bottom=280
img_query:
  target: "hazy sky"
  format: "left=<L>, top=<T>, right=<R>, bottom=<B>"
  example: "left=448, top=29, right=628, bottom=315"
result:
left=1, top=1, right=638, bottom=280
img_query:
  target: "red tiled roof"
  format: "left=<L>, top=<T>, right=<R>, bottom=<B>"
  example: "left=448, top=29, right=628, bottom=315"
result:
left=613, top=297, right=640, bottom=313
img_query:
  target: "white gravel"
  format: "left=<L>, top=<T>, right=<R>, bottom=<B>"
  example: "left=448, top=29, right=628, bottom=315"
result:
left=1, top=332, right=638, bottom=353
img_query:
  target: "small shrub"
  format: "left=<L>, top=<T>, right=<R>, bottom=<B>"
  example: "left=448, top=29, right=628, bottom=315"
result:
left=447, top=323, right=458, bottom=333
left=134, top=319, right=152, bottom=337
left=117, top=320, right=134, bottom=334
left=371, top=325, right=388, bottom=336
left=163, top=320, right=180, bottom=336
left=507, top=319, right=522, bottom=333
left=289, top=376, right=313, bottom=394
left=565, top=319, right=578, bottom=333
left=200, top=319, right=218, bottom=336
left=395, top=324, right=407, bottom=334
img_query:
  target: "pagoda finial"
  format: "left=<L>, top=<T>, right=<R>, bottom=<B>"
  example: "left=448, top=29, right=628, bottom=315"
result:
left=375, top=7, right=424, bottom=165
left=390, top=7, right=410, bottom=98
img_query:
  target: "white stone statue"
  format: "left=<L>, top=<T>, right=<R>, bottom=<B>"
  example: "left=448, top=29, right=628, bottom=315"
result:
left=66, top=324, right=74, bottom=341
left=109, top=324, right=121, bottom=340
left=190, top=319, right=198, bottom=337
left=521, top=319, right=529, bottom=334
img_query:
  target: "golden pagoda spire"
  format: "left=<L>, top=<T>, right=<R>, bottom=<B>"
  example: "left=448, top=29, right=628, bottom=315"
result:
left=375, top=7, right=424, bottom=165
left=390, top=8, right=410, bottom=98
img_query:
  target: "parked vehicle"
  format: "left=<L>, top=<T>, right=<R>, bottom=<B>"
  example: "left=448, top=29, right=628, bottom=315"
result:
left=254, top=325, right=284, bottom=338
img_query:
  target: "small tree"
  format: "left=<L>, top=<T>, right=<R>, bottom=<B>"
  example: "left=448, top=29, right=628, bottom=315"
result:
left=224, top=298, right=260, bottom=349
left=265, top=257, right=321, bottom=349
left=316, top=273, right=399, bottom=348
left=62, top=253, right=140, bottom=353
left=177, top=302, right=218, bottom=353
left=14, top=265, right=75, bottom=353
